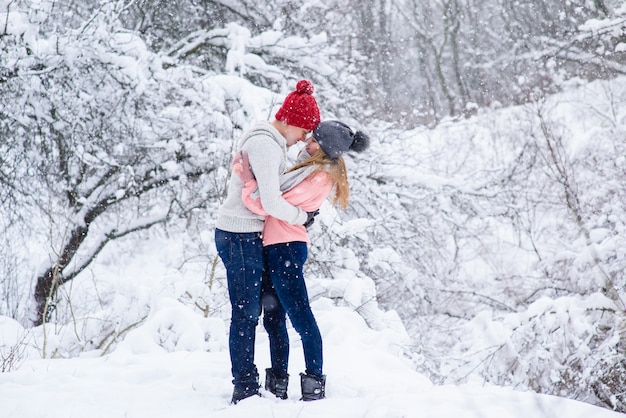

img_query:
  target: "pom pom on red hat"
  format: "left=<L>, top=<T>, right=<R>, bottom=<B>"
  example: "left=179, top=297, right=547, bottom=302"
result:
left=275, top=79, right=321, bottom=131
left=296, top=79, right=314, bottom=95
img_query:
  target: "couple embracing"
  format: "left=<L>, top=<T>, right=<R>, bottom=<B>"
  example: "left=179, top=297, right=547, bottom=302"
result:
left=214, top=80, right=370, bottom=404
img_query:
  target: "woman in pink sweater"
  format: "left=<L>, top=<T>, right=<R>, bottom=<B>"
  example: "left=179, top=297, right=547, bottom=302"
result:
left=232, top=120, right=370, bottom=402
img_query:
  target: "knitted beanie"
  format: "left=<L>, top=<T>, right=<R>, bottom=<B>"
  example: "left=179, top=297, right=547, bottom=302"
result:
left=313, top=120, right=371, bottom=160
left=274, top=80, right=321, bottom=131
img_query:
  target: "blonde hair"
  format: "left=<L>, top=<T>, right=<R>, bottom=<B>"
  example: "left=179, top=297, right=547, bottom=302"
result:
left=288, top=149, right=349, bottom=209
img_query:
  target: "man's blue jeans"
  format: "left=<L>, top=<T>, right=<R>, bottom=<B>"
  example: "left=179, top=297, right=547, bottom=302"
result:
left=215, top=228, right=263, bottom=393
left=263, top=242, right=323, bottom=378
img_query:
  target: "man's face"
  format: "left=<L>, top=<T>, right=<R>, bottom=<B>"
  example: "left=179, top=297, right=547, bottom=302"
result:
left=283, top=125, right=312, bottom=147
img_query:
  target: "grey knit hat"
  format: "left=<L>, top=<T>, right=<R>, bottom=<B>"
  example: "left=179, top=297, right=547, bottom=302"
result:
left=313, top=120, right=370, bottom=160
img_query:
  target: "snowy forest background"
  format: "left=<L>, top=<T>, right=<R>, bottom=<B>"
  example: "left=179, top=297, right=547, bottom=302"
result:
left=2, top=0, right=626, bottom=413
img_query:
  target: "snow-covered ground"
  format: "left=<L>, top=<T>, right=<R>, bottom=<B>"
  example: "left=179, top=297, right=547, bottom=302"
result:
left=1, top=306, right=622, bottom=418
left=0, top=261, right=622, bottom=418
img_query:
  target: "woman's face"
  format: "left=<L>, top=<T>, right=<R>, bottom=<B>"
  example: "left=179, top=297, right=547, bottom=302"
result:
left=305, top=135, right=320, bottom=155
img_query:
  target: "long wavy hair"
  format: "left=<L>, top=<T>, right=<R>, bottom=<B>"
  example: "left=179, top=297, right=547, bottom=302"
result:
left=287, top=148, right=349, bottom=209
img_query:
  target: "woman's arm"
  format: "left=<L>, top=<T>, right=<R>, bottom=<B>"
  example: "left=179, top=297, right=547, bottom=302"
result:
left=232, top=151, right=268, bottom=216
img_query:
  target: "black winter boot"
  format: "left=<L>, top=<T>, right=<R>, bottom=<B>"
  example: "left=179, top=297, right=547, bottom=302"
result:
left=265, top=368, right=289, bottom=399
left=300, top=372, right=326, bottom=401
left=231, top=370, right=260, bottom=404
left=231, top=384, right=260, bottom=404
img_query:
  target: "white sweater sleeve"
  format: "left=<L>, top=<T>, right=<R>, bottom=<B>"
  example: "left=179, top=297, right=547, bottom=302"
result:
left=243, top=136, right=308, bottom=225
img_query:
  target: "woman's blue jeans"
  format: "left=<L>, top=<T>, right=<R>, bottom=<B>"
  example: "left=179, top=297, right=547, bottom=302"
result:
left=215, top=228, right=264, bottom=393
left=263, top=242, right=323, bottom=378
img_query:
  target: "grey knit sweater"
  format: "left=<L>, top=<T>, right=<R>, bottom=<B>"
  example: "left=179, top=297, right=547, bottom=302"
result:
left=216, top=121, right=308, bottom=233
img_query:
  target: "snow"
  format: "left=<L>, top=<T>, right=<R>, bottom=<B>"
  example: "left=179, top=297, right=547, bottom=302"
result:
left=1, top=309, right=622, bottom=417
left=0, top=235, right=623, bottom=418
left=2, top=4, right=626, bottom=416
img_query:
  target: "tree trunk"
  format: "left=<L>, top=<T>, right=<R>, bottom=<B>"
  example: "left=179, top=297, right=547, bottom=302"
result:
left=33, top=224, right=88, bottom=325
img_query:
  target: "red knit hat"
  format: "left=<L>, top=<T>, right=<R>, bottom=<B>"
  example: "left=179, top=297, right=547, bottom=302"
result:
left=274, top=80, right=321, bottom=131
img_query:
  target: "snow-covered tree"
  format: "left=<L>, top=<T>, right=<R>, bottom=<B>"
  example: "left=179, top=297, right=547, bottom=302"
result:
left=0, top=0, right=235, bottom=324
left=2, top=0, right=626, bottom=413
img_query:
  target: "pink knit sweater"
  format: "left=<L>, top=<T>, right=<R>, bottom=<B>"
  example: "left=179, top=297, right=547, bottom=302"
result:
left=241, top=171, right=333, bottom=246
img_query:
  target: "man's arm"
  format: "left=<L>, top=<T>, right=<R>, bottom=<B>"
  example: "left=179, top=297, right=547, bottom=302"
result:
left=243, top=136, right=308, bottom=225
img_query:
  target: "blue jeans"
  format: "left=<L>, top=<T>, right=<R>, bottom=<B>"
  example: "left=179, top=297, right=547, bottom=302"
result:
left=261, top=269, right=289, bottom=378
left=263, top=242, right=323, bottom=378
left=215, top=228, right=264, bottom=393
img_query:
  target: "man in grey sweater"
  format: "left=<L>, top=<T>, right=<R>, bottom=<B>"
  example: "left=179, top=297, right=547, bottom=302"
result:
left=215, top=80, right=321, bottom=404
